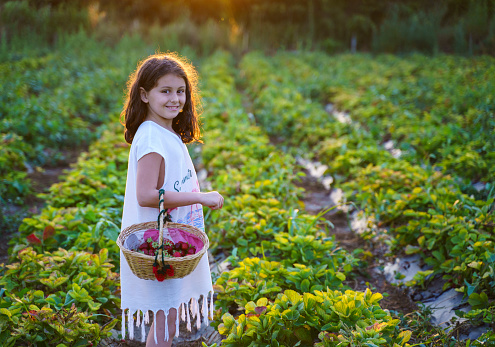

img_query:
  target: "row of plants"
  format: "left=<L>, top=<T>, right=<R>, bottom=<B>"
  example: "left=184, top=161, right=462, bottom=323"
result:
left=198, top=51, right=413, bottom=346
left=0, top=122, right=129, bottom=346
left=271, top=52, right=494, bottom=185
left=239, top=51, right=495, bottom=342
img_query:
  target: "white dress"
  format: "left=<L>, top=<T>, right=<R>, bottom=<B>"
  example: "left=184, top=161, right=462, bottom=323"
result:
left=119, top=121, right=213, bottom=343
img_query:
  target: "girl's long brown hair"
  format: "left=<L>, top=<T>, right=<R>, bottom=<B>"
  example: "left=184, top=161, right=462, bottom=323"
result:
left=120, top=53, right=202, bottom=144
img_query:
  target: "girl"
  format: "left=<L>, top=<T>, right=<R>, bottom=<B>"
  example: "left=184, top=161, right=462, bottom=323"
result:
left=119, top=53, right=224, bottom=347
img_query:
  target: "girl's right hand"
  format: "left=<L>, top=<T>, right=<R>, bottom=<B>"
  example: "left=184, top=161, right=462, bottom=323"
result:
left=200, top=191, right=224, bottom=210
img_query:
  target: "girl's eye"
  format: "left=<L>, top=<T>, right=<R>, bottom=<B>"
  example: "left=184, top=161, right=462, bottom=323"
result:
left=162, top=90, right=170, bottom=93
left=178, top=90, right=185, bottom=94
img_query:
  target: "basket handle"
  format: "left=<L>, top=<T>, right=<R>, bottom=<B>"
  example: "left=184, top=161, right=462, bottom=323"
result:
left=158, top=189, right=172, bottom=247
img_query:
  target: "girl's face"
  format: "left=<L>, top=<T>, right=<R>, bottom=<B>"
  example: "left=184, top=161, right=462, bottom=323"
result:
left=140, top=73, right=187, bottom=128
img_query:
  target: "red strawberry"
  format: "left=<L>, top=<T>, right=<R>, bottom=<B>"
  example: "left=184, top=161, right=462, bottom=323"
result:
left=173, top=251, right=182, bottom=258
left=180, top=242, right=189, bottom=251
left=138, top=243, right=148, bottom=250
left=164, top=244, right=173, bottom=255
left=166, top=267, right=174, bottom=276
left=187, top=247, right=196, bottom=255
left=153, top=265, right=166, bottom=281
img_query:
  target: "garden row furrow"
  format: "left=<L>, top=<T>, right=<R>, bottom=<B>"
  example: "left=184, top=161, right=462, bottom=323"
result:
left=199, top=51, right=412, bottom=346
left=271, top=52, right=495, bottom=184
left=239, top=52, right=495, bottom=341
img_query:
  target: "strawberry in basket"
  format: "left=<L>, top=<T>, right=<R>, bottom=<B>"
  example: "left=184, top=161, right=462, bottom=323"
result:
left=132, top=230, right=197, bottom=258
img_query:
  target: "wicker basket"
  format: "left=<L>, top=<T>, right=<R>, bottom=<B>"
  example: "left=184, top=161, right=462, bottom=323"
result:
left=116, top=190, right=209, bottom=280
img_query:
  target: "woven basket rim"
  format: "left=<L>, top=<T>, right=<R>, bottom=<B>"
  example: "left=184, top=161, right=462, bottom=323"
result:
left=116, top=220, right=209, bottom=280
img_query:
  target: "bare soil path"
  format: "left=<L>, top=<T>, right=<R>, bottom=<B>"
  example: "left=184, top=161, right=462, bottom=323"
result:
left=296, top=164, right=419, bottom=315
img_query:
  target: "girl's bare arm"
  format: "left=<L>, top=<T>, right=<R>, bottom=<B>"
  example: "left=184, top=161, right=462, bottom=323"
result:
left=136, top=152, right=223, bottom=209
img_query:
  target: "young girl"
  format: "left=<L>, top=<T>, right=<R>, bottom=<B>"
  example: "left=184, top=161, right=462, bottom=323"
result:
left=119, top=53, right=224, bottom=347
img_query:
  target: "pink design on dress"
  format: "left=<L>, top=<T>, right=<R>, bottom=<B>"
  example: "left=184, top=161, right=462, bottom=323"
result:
left=176, top=206, right=204, bottom=230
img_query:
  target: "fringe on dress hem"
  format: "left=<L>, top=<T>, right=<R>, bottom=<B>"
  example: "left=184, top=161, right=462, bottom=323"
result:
left=121, top=291, right=214, bottom=344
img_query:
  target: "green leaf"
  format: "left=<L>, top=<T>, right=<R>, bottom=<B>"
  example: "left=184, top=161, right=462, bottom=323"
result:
left=103, top=223, right=120, bottom=241
left=52, top=276, right=69, bottom=288
left=285, top=290, right=301, bottom=305
left=303, top=293, right=316, bottom=311
left=398, top=330, right=412, bottom=344
left=300, top=279, right=310, bottom=292
left=0, top=308, right=12, bottom=319
left=237, top=238, right=248, bottom=246
left=222, top=313, right=236, bottom=330
left=405, top=245, right=420, bottom=255
left=468, top=292, right=489, bottom=309
left=465, top=281, right=477, bottom=297
left=293, top=327, right=312, bottom=342
left=96, top=297, right=109, bottom=303
left=87, top=300, right=102, bottom=311
left=282, top=308, right=300, bottom=320
left=432, top=250, right=445, bottom=262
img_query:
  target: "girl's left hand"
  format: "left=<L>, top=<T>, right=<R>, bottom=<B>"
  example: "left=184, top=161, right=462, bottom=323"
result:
left=200, top=191, right=224, bottom=210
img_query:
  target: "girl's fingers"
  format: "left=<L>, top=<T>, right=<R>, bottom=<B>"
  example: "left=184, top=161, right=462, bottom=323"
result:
left=207, top=194, right=223, bottom=209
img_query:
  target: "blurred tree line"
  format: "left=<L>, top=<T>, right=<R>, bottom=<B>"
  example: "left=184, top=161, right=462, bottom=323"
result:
left=1, top=0, right=494, bottom=55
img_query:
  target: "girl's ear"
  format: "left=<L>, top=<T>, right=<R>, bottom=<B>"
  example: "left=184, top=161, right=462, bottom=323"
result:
left=140, top=87, right=149, bottom=103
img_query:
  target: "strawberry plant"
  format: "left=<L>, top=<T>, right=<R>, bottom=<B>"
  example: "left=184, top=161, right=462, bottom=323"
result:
left=7, top=43, right=493, bottom=345
left=214, top=257, right=351, bottom=319
left=0, top=247, right=119, bottom=345
left=199, top=51, right=402, bottom=346
left=0, top=133, right=31, bottom=203
left=1, top=247, right=119, bottom=318
left=273, top=52, right=495, bottom=183
left=256, top=232, right=356, bottom=270
left=218, top=289, right=410, bottom=347
left=0, top=292, right=116, bottom=347
left=10, top=125, right=127, bottom=265
left=239, top=50, right=495, bottom=343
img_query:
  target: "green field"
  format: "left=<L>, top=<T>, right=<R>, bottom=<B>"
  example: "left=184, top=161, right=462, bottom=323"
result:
left=0, top=26, right=494, bottom=346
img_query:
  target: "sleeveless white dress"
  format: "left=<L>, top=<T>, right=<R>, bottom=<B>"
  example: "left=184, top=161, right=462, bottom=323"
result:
left=119, top=121, right=213, bottom=343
